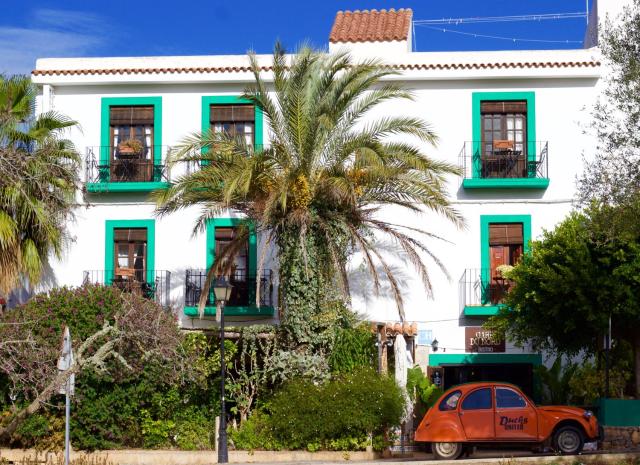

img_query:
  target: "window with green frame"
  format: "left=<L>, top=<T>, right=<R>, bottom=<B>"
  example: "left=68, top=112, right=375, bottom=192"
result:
left=478, top=214, right=531, bottom=311
left=104, top=219, right=156, bottom=285
left=183, top=218, right=274, bottom=318
left=201, top=96, right=263, bottom=150
left=465, top=92, right=548, bottom=189
left=88, top=97, right=167, bottom=192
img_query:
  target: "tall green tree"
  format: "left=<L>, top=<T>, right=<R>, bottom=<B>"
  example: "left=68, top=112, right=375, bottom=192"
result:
left=487, top=205, right=640, bottom=397
left=0, top=75, right=79, bottom=294
left=578, top=1, right=640, bottom=211
left=155, top=45, right=462, bottom=345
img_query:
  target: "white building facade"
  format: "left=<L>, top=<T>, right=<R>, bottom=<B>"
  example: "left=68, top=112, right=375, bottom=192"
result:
left=31, top=7, right=604, bottom=395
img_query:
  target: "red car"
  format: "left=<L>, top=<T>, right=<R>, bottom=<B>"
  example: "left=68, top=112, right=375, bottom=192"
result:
left=415, top=382, right=601, bottom=460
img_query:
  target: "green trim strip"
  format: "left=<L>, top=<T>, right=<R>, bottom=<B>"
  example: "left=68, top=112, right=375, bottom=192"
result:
left=429, top=353, right=542, bottom=366
left=87, top=182, right=169, bottom=193
left=200, top=95, right=263, bottom=151
left=462, top=178, right=549, bottom=189
left=480, top=214, right=532, bottom=305
left=184, top=305, right=274, bottom=318
left=104, top=219, right=155, bottom=284
left=471, top=91, right=537, bottom=180
left=463, top=305, right=502, bottom=317
left=100, top=96, right=163, bottom=166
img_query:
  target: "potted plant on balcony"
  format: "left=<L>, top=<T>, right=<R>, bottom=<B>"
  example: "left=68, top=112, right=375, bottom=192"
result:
left=117, top=139, right=144, bottom=158
left=495, top=264, right=514, bottom=279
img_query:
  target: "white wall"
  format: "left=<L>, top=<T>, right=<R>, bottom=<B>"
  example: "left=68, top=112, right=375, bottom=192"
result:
left=34, top=49, right=599, bottom=356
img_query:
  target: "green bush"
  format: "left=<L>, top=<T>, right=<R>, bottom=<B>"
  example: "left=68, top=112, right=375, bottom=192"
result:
left=230, top=412, right=283, bottom=451
left=406, top=366, right=443, bottom=421
left=328, top=325, right=376, bottom=374
left=568, top=361, right=630, bottom=404
left=232, top=368, right=403, bottom=451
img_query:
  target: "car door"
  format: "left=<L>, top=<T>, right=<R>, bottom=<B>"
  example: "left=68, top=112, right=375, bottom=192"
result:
left=459, top=387, right=495, bottom=440
left=494, top=386, right=538, bottom=441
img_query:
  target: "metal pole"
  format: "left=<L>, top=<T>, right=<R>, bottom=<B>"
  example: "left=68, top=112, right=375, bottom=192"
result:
left=605, top=314, right=611, bottom=398
left=218, top=301, right=228, bottom=463
left=377, top=325, right=382, bottom=374
left=64, top=379, right=70, bottom=465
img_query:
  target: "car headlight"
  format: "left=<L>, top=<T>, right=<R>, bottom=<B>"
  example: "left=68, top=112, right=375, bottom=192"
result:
left=583, top=410, right=593, bottom=419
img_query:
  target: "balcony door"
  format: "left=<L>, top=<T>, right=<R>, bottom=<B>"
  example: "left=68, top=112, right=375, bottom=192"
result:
left=109, top=106, right=154, bottom=182
left=488, top=223, right=523, bottom=304
left=481, top=101, right=527, bottom=178
left=214, top=227, right=249, bottom=306
left=114, top=228, right=147, bottom=283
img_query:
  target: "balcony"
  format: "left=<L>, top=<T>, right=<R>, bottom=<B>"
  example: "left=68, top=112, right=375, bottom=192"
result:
left=85, top=145, right=172, bottom=193
left=185, top=143, right=265, bottom=175
left=459, top=268, right=511, bottom=317
left=458, top=141, right=549, bottom=189
left=82, top=270, right=172, bottom=308
left=184, top=268, right=274, bottom=318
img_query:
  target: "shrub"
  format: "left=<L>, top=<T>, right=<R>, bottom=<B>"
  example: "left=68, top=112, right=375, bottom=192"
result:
left=568, top=361, right=630, bottom=404
left=229, top=412, right=283, bottom=451
left=241, top=368, right=403, bottom=451
left=328, top=325, right=376, bottom=374
left=406, top=366, right=443, bottom=421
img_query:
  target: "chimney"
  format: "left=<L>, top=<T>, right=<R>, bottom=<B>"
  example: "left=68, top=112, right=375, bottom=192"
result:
left=329, top=8, right=413, bottom=56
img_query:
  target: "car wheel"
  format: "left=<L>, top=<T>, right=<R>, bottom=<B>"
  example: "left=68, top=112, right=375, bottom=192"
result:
left=432, top=442, right=463, bottom=460
left=553, top=425, right=584, bottom=455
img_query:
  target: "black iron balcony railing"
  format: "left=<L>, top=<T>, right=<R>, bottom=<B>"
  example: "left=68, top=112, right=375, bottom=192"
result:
left=458, top=141, right=548, bottom=180
left=184, top=268, right=273, bottom=307
left=85, top=146, right=172, bottom=184
left=459, top=268, right=512, bottom=311
left=185, top=144, right=265, bottom=175
left=82, top=269, right=172, bottom=308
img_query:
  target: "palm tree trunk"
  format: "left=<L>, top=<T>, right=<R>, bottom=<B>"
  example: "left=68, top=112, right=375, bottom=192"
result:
left=277, top=229, right=325, bottom=346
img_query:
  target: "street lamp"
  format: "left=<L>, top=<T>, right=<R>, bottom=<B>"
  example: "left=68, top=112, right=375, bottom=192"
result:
left=214, top=277, right=233, bottom=464
left=431, top=338, right=439, bottom=353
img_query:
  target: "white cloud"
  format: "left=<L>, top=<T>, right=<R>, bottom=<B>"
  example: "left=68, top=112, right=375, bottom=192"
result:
left=0, top=9, right=110, bottom=75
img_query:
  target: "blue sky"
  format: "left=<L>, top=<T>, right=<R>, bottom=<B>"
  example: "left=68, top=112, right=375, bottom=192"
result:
left=2, top=0, right=592, bottom=75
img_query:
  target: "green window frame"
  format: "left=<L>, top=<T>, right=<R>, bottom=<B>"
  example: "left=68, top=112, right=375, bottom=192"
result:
left=201, top=96, right=264, bottom=151
left=205, top=218, right=257, bottom=276
left=465, top=92, right=548, bottom=189
left=89, top=97, right=167, bottom=192
left=183, top=217, right=274, bottom=318
left=465, top=214, right=531, bottom=316
left=104, top=219, right=156, bottom=284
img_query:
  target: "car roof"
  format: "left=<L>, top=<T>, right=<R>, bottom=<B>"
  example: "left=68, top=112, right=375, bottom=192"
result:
left=446, top=381, right=522, bottom=392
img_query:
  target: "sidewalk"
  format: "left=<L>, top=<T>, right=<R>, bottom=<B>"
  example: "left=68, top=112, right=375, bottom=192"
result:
left=2, top=448, right=639, bottom=465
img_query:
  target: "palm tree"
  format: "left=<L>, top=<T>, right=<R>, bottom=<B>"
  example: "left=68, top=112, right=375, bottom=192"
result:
left=0, top=75, right=79, bottom=294
left=155, top=45, right=463, bottom=344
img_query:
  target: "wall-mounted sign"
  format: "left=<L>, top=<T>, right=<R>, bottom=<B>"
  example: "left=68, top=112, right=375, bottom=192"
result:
left=465, top=327, right=505, bottom=353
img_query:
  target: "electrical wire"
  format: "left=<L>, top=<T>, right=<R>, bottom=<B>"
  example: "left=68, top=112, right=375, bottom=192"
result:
left=415, top=25, right=583, bottom=44
left=413, top=12, right=587, bottom=26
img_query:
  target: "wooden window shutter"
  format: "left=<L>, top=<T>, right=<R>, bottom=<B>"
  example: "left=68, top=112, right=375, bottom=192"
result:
left=489, top=223, right=523, bottom=245
left=110, top=106, right=154, bottom=125
left=210, top=105, right=254, bottom=123
left=215, top=227, right=235, bottom=240
left=114, top=228, right=148, bottom=242
left=481, top=101, right=527, bottom=114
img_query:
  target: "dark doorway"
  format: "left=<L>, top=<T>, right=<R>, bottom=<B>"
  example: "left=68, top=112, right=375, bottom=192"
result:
left=442, top=363, right=534, bottom=397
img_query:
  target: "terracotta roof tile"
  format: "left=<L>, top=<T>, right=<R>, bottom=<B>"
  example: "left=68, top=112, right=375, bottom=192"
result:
left=31, top=61, right=601, bottom=77
left=330, top=8, right=412, bottom=43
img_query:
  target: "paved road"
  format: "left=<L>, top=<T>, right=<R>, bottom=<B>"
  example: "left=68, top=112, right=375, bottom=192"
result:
left=247, top=449, right=640, bottom=465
